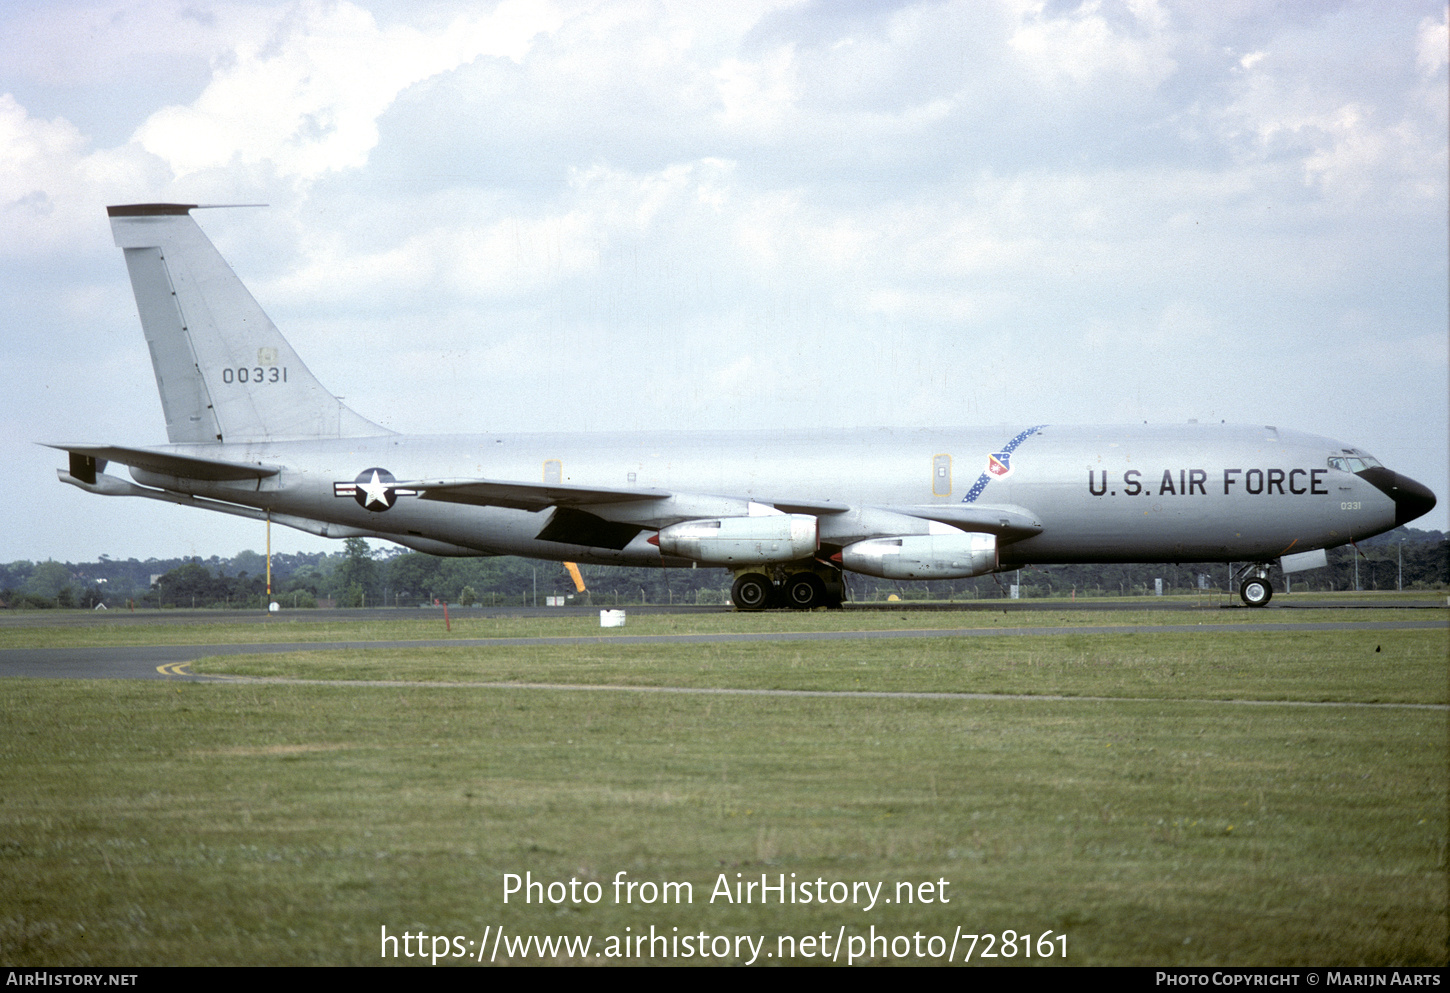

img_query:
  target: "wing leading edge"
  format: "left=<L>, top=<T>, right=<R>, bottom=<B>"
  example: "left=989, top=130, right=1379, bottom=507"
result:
left=402, top=477, right=669, bottom=511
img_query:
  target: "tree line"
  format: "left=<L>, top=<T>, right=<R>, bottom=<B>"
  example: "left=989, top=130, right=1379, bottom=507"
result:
left=2, top=526, right=1444, bottom=609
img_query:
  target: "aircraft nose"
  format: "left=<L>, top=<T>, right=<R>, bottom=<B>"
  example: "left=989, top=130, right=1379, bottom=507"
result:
left=1389, top=471, right=1437, bottom=527
left=1361, top=467, right=1438, bottom=526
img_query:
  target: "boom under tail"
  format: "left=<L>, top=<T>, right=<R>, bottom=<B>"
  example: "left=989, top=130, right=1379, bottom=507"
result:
left=107, top=203, right=388, bottom=444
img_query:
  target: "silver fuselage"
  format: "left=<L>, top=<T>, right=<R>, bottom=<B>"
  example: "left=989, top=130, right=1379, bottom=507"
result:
left=124, top=422, right=1403, bottom=568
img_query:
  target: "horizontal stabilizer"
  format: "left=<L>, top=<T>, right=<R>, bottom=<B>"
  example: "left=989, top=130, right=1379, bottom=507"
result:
left=56, top=466, right=483, bottom=553
left=404, top=477, right=669, bottom=511
left=45, top=444, right=279, bottom=481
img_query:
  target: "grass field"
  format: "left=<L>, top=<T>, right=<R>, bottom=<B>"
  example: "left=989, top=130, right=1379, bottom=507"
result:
left=0, top=597, right=1444, bottom=649
left=0, top=609, right=1444, bottom=966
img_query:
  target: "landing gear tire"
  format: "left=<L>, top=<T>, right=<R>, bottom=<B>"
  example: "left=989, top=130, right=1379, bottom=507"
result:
left=731, top=573, right=775, bottom=611
left=783, top=572, right=828, bottom=610
left=1240, top=577, right=1273, bottom=607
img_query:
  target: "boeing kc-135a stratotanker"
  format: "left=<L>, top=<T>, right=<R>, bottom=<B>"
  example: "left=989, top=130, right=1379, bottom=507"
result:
left=48, top=204, right=1437, bottom=609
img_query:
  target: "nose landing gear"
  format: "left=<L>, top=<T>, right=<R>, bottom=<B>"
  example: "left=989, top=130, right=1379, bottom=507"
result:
left=1234, top=563, right=1274, bottom=607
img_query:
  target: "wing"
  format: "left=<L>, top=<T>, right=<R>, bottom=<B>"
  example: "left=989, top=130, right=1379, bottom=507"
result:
left=401, top=472, right=1045, bottom=555
left=399, top=477, right=668, bottom=512
left=892, top=503, right=1044, bottom=541
left=774, top=498, right=1043, bottom=542
left=394, top=477, right=671, bottom=550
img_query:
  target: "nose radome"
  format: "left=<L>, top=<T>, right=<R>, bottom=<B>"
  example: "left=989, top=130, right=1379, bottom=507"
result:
left=1390, top=472, right=1437, bottom=527
left=1358, top=467, right=1438, bottom=527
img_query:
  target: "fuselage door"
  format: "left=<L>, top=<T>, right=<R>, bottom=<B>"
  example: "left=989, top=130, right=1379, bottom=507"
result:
left=932, top=454, right=951, bottom=498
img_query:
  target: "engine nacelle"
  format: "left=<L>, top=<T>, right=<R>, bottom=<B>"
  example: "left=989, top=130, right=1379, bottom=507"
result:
left=839, top=530, right=996, bottom=580
left=655, top=514, right=818, bottom=565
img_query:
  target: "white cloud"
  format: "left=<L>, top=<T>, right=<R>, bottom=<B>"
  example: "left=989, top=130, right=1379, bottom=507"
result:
left=0, top=0, right=243, bottom=87
left=262, top=157, right=743, bottom=308
left=134, top=0, right=560, bottom=181
left=1008, top=0, right=1177, bottom=90
left=272, top=208, right=601, bottom=304
left=0, top=93, right=88, bottom=197
left=714, top=44, right=797, bottom=130
left=1416, top=8, right=1448, bottom=77
left=0, top=94, right=168, bottom=255
left=863, top=287, right=985, bottom=323
left=1216, top=14, right=1447, bottom=207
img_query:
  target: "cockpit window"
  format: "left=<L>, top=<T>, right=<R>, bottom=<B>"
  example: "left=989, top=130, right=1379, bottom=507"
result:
left=1328, top=455, right=1382, bottom=473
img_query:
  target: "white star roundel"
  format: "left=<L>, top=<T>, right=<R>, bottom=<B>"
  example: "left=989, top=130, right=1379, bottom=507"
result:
left=355, top=468, right=395, bottom=510
left=330, top=470, right=419, bottom=512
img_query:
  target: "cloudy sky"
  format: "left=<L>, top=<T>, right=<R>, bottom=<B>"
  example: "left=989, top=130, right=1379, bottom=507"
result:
left=2, top=0, right=1446, bottom=564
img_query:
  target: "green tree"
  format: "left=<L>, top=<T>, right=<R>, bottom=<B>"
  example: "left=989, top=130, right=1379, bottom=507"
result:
left=385, top=553, right=443, bottom=604
left=332, top=539, right=378, bottom=606
left=230, top=550, right=266, bottom=576
left=25, top=561, right=72, bottom=600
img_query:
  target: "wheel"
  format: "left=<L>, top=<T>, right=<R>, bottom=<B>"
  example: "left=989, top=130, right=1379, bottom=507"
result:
left=1240, top=577, right=1272, bottom=607
left=731, top=573, right=774, bottom=611
left=783, top=572, right=827, bottom=610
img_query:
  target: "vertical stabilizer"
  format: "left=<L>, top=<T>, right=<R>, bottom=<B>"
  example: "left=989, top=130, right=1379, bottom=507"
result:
left=108, top=204, right=389, bottom=443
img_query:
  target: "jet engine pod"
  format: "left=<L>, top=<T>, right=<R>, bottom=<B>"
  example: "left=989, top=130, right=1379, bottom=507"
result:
left=840, top=530, right=997, bottom=580
left=655, top=514, right=818, bottom=565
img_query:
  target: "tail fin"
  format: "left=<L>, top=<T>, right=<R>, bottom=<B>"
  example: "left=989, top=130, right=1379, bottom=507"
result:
left=108, top=204, right=388, bottom=443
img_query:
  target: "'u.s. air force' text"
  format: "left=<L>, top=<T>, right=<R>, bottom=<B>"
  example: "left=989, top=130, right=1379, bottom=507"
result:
left=1087, top=468, right=1330, bottom=497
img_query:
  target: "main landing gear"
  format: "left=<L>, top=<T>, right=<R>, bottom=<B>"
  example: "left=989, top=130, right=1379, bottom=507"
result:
left=731, top=563, right=845, bottom=611
left=1234, top=563, right=1273, bottom=607
left=730, top=572, right=775, bottom=611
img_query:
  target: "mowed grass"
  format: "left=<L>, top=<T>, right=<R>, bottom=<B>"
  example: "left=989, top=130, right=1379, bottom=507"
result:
left=0, top=621, right=1445, bottom=966
left=0, top=600, right=1441, bottom=649
left=200, top=628, right=1447, bottom=705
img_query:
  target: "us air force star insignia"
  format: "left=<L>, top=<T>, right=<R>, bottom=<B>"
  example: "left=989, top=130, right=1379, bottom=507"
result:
left=357, top=470, right=393, bottom=508
left=332, top=468, right=416, bottom=512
